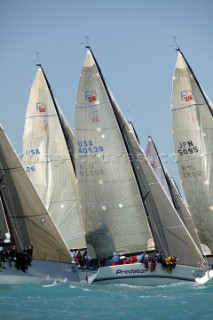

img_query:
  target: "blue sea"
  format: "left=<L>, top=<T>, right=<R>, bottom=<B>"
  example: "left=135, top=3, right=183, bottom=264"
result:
left=0, top=281, right=213, bottom=320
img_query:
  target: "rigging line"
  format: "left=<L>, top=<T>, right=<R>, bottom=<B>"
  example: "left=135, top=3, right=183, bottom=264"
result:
left=126, top=109, right=131, bottom=122
left=0, top=174, right=4, bottom=184
left=0, top=191, right=10, bottom=236
left=0, top=186, right=23, bottom=249
left=81, top=35, right=90, bottom=48
left=172, top=35, right=180, bottom=50
left=33, top=51, right=41, bottom=66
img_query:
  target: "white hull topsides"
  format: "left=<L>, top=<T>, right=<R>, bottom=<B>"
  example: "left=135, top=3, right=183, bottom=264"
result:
left=86, top=263, right=210, bottom=286
left=0, top=260, right=79, bottom=286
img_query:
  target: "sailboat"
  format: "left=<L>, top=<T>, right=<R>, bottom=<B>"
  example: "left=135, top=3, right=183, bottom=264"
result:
left=146, top=136, right=202, bottom=251
left=22, top=64, right=86, bottom=251
left=0, top=124, right=79, bottom=285
left=171, top=49, right=213, bottom=258
left=74, top=46, right=208, bottom=286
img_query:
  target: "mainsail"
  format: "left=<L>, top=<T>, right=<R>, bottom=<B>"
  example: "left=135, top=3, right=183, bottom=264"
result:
left=74, top=47, right=155, bottom=259
left=171, top=49, right=213, bottom=255
left=146, top=136, right=202, bottom=251
left=74, top=47, right=204, bottom=267
left=22, top=65, right=86, bottom=249
left=0, top=124, right=72, bottom=263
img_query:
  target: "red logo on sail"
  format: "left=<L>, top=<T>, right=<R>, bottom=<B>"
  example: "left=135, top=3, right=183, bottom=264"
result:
left=180, top=90, right=193, bottom=102
left=85, top=91, right=97, bottom=103
left=36, top=102, right=46, bottom=113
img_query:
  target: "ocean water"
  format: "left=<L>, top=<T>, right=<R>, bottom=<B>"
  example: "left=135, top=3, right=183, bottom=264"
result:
left=0, top=281, right=213, bottom=320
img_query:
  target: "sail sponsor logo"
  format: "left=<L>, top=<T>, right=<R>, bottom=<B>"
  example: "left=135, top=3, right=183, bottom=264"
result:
left=177, top=140, right=198, bottom=156
left=149, top=160, right=157, bottom=170
left=89, top=110, right=101, bottom=122
left=116, top=268, right=145, bottom=275
left=180, top=90, right=193, bottom=103
left=77, top=140, right=104, bottom=154
left=36, top=102, right=46, bottom=113
left=79, top=169, right=104, bottom=177
left=85, top=90, right=97, bottom=103
left=40, top=120, right=48, bottom=131
left=62, top=265, right=77, bottom=273
left=181, top=165, right=202, bottom=178
left=78, top=162, right=104, bottom=177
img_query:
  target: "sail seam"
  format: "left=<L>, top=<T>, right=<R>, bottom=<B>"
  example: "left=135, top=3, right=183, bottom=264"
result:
left=172, top=103, right=205, bottom=111
left=76, top=101, right=108, bottom=108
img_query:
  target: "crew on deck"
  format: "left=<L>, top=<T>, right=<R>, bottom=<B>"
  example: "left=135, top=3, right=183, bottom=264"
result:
left=109, top=250, right=177, bottom=272
left=0, top=244, right=33, bottom=273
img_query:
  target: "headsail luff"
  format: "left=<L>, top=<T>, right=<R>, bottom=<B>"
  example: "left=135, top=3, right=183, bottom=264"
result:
left=0, top=124, right=72, bottom=263
left=57, top=106, right=76, bottom=173
left=22, top=65, right=86, bottom=249
left=146, top=136, right=202, bottom=252
left=112, top=100, right=205, bottom=266
left=171, top=49, right=213, bottom=255
left=146, top=136, right=172, bottom=202
left=74, top=47, right=155, bottom=259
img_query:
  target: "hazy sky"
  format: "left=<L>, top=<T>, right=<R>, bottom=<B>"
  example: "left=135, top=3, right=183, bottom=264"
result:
left=1, top=0, right=213, bottom=194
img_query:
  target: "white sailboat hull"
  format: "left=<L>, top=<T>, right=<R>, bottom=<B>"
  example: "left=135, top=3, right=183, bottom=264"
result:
left=0, top=260, right=79, bottom=285
left=195, top=269, right=213, bottom=285
left=86, top=263, right=206, bottom=286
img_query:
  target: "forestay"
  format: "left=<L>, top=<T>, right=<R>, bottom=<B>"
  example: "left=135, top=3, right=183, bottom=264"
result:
left=22, top=66, right=86, bottom=249
left=74, top=48, right=155, bottom=259
left=146, top=136, right=172, bottom=202
left=171, top=50, right=213, bottom=255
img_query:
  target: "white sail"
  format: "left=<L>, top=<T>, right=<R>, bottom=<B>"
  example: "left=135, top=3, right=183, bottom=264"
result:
left=22, top=65, right=86, bottom=250
left=0, top=124, right=73, bottom=263
left=74, top=48, right=155, bottom=259
left=146, top=136, right=202, bottom=251
left=113, top=100, right=204, bottom=266
left=0, top=124, right=80, bottom=284
left=59, top=109, right=75, bottom=168
left=171, top=50, right=213, bottom=255
left=146, top=136, right=172, bottom=202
